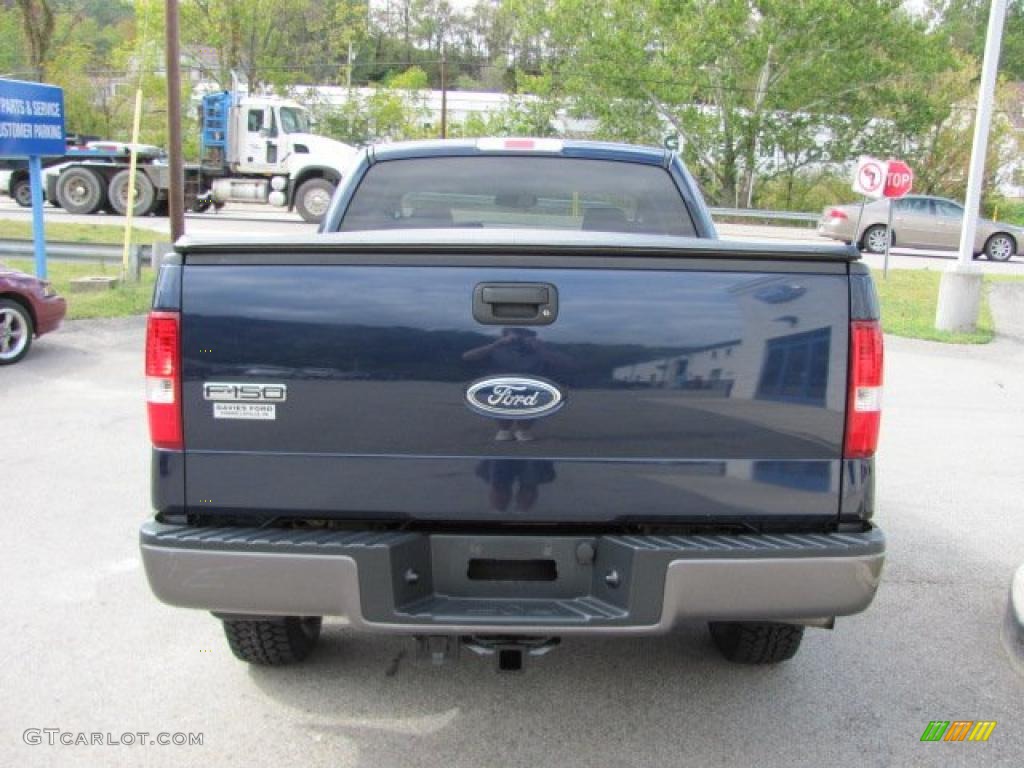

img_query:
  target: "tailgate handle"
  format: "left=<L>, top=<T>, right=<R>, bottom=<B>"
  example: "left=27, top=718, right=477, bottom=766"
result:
left=473, top=283, right=558, bottom=325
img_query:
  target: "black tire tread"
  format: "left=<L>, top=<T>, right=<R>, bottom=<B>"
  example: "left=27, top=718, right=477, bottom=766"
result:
left=12, top=178, right=32, bottom=207
left=56, top=167, right=106, bottom=214
left=709, top=621, right=804, bottom=664
left=222, top=617, right=322, bottom=666
left=109, top=169, right=156, bottom=216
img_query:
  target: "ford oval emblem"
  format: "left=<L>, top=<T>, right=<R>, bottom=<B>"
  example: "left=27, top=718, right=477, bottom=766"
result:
left=465, top=376, right=565, bottom=419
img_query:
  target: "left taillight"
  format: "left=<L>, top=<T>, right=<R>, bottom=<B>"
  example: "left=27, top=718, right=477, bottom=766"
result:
left=146, top=310, right=182, bottom=450
left=827, top=208, right=849, bottom=220
left=844, top=320, right=883, bottom=458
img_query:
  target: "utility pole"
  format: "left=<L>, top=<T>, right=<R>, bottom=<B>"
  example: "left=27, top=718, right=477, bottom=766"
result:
left=164, top=0, right=185, bottom=242
left=935, top=0, right=1007, bottom=332
left=440, top=45, right=447, bottom=139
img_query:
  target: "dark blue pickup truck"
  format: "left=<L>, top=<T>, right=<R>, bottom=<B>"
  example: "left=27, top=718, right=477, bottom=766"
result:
left=140, top=139, right=885, bottom=671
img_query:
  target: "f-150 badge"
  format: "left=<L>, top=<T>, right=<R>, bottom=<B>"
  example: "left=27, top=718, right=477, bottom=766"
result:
left=203, top=382, right=287, bottom=402
left=465, top=376, right=564, bottom=419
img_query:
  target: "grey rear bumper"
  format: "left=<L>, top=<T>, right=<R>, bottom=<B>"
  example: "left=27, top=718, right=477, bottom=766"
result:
left=140, top=522, right=885, bottom=635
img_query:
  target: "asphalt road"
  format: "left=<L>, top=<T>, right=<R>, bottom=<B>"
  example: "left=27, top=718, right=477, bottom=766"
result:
left=3, top=197, right=1024, bottom=275
left=1, top=300, right=1023, bottom=767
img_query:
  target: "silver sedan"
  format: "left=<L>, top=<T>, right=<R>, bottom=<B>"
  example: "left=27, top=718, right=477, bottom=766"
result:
left=818, top=195, right=1023, bottom=261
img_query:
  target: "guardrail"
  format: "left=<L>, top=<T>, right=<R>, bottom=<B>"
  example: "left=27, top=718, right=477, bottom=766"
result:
left=708, top=205, right=819, bottom=224
left=1, top=239, right=124, bottom=261
left=710, top=207, right=820, bottom=223
left=0, top=239, right=153, bottom=278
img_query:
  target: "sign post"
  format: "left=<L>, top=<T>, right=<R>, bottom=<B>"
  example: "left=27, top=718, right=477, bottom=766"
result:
left=28, top=155, right=46, bottom=277
left=0, top=78, right=66, bottom=280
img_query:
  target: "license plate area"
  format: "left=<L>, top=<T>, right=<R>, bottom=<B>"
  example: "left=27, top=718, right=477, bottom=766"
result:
left=431, top=536, right=590, bottom=599
left=467, top=558, right=558, bottom=582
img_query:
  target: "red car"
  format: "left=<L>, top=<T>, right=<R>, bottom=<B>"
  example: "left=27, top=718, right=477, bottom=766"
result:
left=0, top=264, right=67, bottom=364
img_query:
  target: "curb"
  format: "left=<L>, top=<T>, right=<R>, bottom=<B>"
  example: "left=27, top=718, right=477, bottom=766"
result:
left=1003, top=564, right=1024, bottom=674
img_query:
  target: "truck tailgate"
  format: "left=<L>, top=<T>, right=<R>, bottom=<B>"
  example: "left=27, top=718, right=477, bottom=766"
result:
left=180, top=251, right=851, bottom=525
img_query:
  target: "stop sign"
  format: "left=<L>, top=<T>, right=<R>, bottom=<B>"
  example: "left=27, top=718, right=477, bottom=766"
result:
left=884, top=159, right=913, bottom=198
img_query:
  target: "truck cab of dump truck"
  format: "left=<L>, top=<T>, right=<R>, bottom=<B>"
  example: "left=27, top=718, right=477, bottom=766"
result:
left=199, top=91, right=358, bottom=222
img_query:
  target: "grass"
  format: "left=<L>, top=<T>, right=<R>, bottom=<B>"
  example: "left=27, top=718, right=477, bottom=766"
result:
left=0, top=219, right=165, bottom=245
left=990, top=198, right=1024, bottom=227
left=4, top=258, right=156, bottom=320
left=874, top=268, right=1024, bottom=344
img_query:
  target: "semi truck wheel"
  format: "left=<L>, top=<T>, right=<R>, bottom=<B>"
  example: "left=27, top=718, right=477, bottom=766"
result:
left=708, top=621, right=804, bottom=664
left=56, top=168, right=106, bottom=214
left=11, top=177, right=33, bottom=207
left=222, top=616, right=322, bottom=665
left=108, top=169, right=157, bottom=216
left=295, top=178, right=335, bottom=223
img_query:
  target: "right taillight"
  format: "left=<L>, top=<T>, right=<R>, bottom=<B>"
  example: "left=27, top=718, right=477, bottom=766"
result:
left=844, top=320, right=883, bottom=458
left=146, top=310, right=183, bottom=450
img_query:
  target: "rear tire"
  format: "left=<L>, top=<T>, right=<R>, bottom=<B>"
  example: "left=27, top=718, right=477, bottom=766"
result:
left=709, top=621, right=804, bottom=664
left=56, top=167, right=106, bottom=214
left=11, top=177, right=33, bottom=207
left=984, top=233, right=1016, bottom=262
left=222, top=616, right=322, bottom=665
left=861, top=224, right=891, bottom=254
left=294, top=178, right=335, bottom=223
left=0, top=298, right=34, bottom=365
left=108, top=169, right=157, bottom=216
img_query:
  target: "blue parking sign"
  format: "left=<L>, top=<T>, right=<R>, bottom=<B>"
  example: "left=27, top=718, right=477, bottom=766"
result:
left=0, top=78, right=65, bottom=157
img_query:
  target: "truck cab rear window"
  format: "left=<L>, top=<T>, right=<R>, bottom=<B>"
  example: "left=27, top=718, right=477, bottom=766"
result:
left=337, top=156, right=696, bottom=237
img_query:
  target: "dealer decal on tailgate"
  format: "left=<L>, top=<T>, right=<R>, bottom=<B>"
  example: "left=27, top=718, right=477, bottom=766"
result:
left=213, top=403, right=276, bottom=420
left=204, top=382, right=286, bottom=420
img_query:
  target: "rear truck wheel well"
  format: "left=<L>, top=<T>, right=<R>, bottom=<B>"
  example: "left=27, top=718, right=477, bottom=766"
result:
left=0, top=292, right=37, bottom=335
left=288, top=167, right=341, bottom=209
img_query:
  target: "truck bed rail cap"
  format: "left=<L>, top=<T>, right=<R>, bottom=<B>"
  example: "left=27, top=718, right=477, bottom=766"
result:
left=174, top=229, right=860, bottom=262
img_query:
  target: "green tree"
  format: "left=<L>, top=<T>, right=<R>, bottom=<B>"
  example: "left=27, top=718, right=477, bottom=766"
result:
left=929, top=0, right=1024, bottom=81
left=180, top=0, right=373, bottom=89
left=0, top=7, right=28, bottom=76
left=13, top=0, right=55, bottom=81
left=317, top=66, right=432, bottom=144
left=511, top=0, right=955, bottom=206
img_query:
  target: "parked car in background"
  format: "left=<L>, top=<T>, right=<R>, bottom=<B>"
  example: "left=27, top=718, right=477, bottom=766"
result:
left=0, top=264, right=67, bottom=365
left=818, top=195, right=1023, bottom=261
